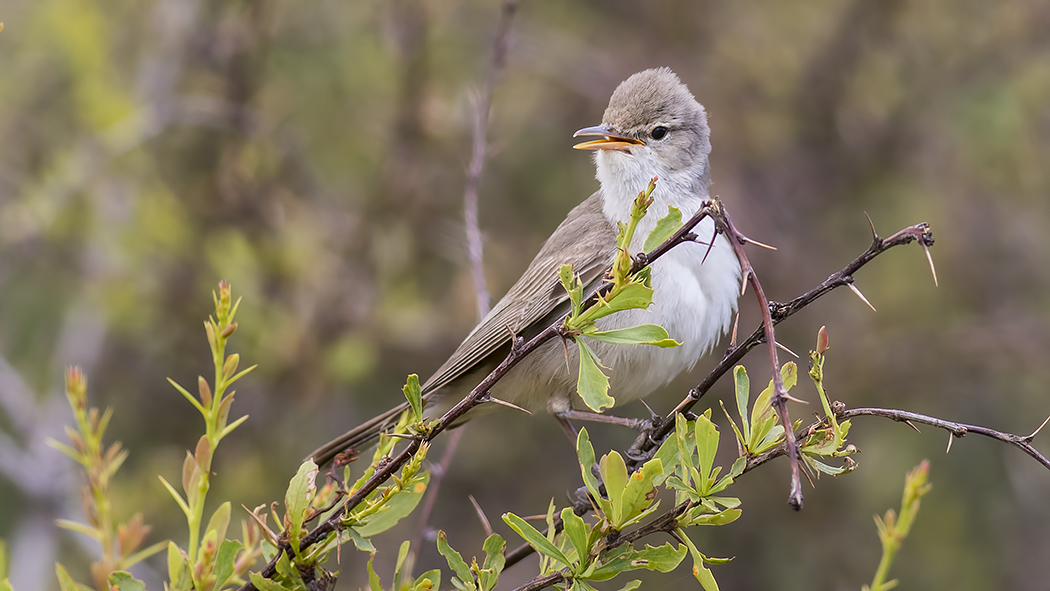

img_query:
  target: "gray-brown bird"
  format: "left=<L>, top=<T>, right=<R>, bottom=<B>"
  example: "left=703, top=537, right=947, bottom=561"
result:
left=309, top=67, right=741, bottom=465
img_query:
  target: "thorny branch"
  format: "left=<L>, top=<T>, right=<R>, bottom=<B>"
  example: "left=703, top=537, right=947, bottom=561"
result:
left=745, top=405, right=1050, bottom=473
left=238, top=184, right=719, bottom=591
left=504, top=215, right=938, bottom=573
left=626, top=218, right=937, bottom=471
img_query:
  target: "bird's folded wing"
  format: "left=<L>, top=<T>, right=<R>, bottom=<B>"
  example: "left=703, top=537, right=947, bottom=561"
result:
left=422, top=192, right=617, bottom=394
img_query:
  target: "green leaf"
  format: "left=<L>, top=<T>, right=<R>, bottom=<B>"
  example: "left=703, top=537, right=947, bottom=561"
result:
left=685, top=508, right=742, bottom=527
left=414, top=570, right=442, bottom=591
left=395, top=540, right=412, bottom=588
left=561, top=508, right=591, bottom=566
left=599, top=450, right=629, bottom=525
left=366, top=553, right=383, bottom=591
left=403, top=374, right=424, bottom=423
left=158, top=475, right=190, bottom=517
left=502, top=513, right=571, bottom=566
left=274, top=551, right=307, bottom=590
left=617, top=458, right=663, bottom=528
left=480, top=534, right=506, bottom=591
left=694, top=414, right=719, bottom=495
left=123, top=540, right=167, bottom=571
left=576, top=339, right=614, bottom=412
left=583, top=324, right=680, bottom=348
left=674, top=412, right=695, bottom=474
left=356, top=470, right=430, bottom=536
left=55, top=564, right=92, bottom=591
left=344, top=527, right=376, bottom=552
left=211, top=540, right=243, bottom=590
left=588, top=543, right=687, bottom=579
left=644, top=206, right=683, bottom=252
left=559, top=264, right=583, bottom=318
left=249, top=571, right=294, bottom=591
left=437, top=531, right=475, bottom=591
left=577, top=282, right=654, bottom=325
left=166, top=542, right=193, bottom=591
left=284, top=460, right=318, bottom=554
left=677, top=529, right=721, bottom=591
left=107, top=572, right=145, bottom=591
left=781, top=361, right=798, bottom=391
left=575, top=429, right=614, bottom=519
left=205, top=501, right=232, bottom=545
left=55, top=519, right=101, bottom=540
left=733, top=366, right=750, bottom=442
left=615, top=581, right=642, bottom=591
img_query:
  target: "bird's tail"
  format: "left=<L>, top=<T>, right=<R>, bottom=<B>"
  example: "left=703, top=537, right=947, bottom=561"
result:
left=307, top=401, right=411, bottom=467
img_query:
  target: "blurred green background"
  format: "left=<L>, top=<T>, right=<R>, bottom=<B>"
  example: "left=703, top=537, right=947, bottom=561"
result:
left=2, top=0, right=1049, bottom=589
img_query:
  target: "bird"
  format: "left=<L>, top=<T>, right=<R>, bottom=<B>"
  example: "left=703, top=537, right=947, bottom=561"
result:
left=309, top=67, right=742, bottom=466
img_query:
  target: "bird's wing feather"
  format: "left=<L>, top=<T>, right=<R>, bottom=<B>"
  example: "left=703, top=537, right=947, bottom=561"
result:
left=422, top=192, right=617, bottom=394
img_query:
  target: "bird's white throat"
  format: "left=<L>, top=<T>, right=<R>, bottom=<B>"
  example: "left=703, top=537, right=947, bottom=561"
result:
left=594, top=149, right=711, bottom=243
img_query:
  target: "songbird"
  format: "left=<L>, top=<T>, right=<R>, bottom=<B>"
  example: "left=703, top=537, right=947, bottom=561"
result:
left=309, top=67, right=741, bottom=465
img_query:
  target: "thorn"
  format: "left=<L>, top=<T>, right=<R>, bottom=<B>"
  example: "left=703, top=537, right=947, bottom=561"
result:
left=847, top=282, right=877, bottom=312
left=485, top=396, right=532, bottom=414
left=739, top=233, right=778, bottom=251
left=561, top=338, right=571, bottom=374
left=775, top=340, right=800, bottom=359
left=700, top=226, right=718, bottom=265
left=740, top=271, right=750, bottom=297
left=801, top=463, right=817, bottom=488
left=864, top=212, right=879, bottom=241
left=639, top=399, right=659, bottom=421
left=519, top=514, right=548, bottom=522
left=1024, top=414, right=1050, bottom=442
left=469, top=495, right=494, bottom=537
left=922, top=243, right=939, bottom=287
left=904, top=420, right=922, bottom=434
left=730, top=313, right=739, bottom=347
left=782, top=392, right=808, bottom=404
left=946, top=432, right=954, bottom=454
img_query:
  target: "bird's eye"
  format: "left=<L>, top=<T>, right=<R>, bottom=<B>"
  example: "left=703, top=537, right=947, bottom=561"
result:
left=650, top=126, right=668, bottom=140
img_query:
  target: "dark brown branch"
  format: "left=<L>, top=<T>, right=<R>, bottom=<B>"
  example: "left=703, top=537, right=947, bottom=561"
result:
left=840, top=407, right=1050, bottom=470
left=715, top=201, right=804, bottom=509
left=745, top=404, right=1050, bottom=474
left=627, top=220, right=936, bottom=467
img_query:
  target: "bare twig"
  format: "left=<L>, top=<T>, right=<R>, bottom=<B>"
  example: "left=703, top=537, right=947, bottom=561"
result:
left=407, top=0, right=522, bottom=571
left=462, top=0, right=522, bottom=316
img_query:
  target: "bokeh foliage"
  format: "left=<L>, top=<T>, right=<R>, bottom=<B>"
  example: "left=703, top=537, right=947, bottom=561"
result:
left=1, top=0, right=1049, bottom=589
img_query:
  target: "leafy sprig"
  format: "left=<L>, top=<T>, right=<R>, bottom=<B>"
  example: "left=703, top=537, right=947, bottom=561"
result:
left=558, top=177, right=684, bottom=412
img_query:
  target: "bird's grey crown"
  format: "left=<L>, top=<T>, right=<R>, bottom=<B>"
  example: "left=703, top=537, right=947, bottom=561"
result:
left=602, top=67, right=709, bottom=148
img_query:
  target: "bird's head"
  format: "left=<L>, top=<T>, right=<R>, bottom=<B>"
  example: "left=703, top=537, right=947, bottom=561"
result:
left=574, top=67, right=711, bottom=190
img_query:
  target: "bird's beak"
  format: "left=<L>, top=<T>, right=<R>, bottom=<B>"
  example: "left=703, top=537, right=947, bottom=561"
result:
left=572, top=124, right=644, bottom=152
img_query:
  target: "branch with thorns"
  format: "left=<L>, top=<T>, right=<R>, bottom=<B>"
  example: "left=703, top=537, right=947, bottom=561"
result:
left=240, top=194, right=956, bottom=590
